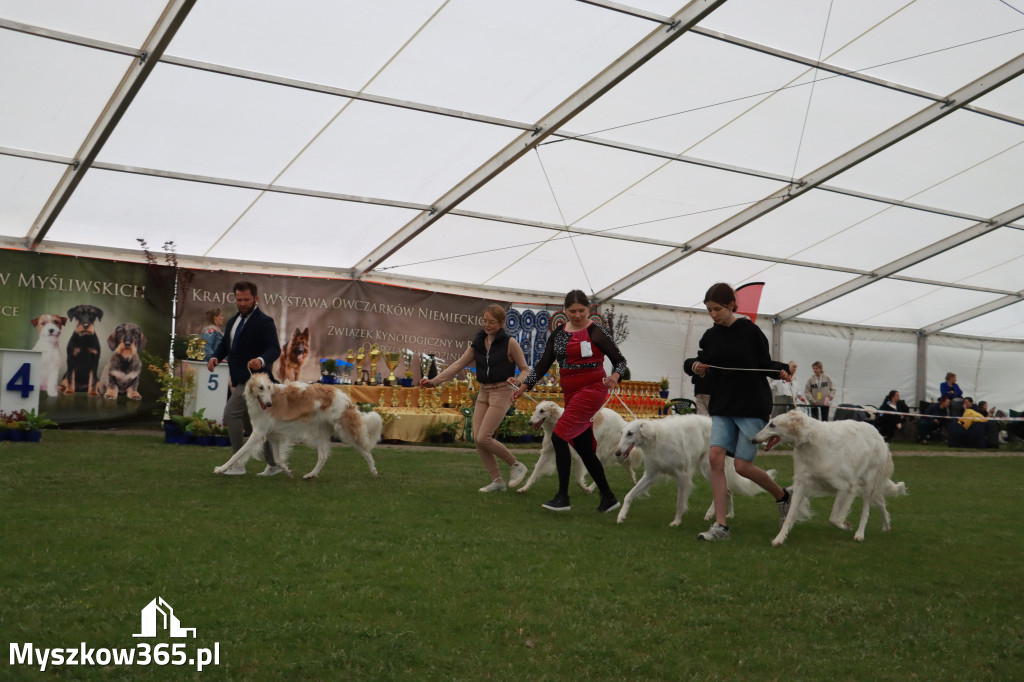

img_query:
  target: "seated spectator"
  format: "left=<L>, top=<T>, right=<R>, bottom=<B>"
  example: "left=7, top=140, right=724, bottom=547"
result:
left=917, top=395, right=951, bottom=444
left=875, top=390, right=908, bottom=442
left=959, top=397, right=985, bottom=429
left=948, top=397, right=998, bottom=448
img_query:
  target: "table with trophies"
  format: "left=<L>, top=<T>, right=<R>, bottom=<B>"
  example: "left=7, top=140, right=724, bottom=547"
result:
left=318, top=344, right=470, bottom=443
left=512, top=376, right=669, bottom=419
left=315, top=344, right=672, bottom=443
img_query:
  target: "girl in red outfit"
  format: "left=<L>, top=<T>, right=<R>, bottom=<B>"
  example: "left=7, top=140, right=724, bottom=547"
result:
left=512, top=290, right=627, bottom=513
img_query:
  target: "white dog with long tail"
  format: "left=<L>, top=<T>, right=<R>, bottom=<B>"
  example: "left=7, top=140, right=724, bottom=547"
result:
left=213, top=374, right=381, bottom=480
left=613, top=414, right=773, bottom=526
left=516, top=401, right=640, bottom=494
left=752, top=410, right=906, bottom=545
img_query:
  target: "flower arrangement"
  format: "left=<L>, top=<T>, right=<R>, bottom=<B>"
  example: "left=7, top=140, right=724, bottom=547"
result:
left=0, top=409, right=57, bottom=442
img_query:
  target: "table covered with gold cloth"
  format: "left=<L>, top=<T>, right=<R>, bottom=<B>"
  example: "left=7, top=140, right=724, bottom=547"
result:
left=334, top=385, right=465, bottom=443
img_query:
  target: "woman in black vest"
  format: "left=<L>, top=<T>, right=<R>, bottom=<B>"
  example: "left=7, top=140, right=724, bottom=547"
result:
left=422, top=304, right=530, bottom=492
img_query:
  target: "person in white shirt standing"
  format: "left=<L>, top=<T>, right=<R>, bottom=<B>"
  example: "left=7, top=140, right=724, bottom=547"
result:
left=769, top=360, right=802, bottom=418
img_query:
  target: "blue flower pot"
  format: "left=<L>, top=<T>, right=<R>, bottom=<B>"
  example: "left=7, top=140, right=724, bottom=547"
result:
left=164, top=422, right=182, bottom=444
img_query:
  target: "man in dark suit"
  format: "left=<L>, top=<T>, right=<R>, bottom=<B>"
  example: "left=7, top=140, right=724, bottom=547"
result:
left=207, top=281, right=282, bottom=476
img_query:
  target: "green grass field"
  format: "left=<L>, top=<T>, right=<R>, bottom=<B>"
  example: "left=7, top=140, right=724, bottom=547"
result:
left=2, top=431, right=1022, bottom=681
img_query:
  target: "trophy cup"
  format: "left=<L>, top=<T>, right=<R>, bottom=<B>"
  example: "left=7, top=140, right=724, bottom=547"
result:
left=419, top=352, right=432, bottom=381
left=185, top=335, right=206, bottom=361
left=356, top=346, right=367, bottom=385
left=368, top=343, right=381, bottom=385
left=385, top=351, right=401, bottom=385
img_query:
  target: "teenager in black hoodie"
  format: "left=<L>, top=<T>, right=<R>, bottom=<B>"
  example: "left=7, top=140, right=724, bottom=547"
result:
left=684, top=283, right=793, bottom=541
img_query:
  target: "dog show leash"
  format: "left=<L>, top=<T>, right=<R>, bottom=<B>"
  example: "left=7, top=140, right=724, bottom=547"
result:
left=592, top=387, right=636, bottom=421
left=507, top=377, right=538, bottom=404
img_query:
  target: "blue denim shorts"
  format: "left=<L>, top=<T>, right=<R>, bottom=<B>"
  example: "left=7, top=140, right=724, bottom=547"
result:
left=710, top=416, right=767, bottom=462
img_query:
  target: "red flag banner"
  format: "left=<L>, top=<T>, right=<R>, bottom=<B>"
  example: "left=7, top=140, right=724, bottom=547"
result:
left=734, top=282, right=765, bottom=323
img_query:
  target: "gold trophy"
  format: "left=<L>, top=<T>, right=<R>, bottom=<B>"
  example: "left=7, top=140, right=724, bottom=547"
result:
left=355, top=346, right=367, bottom=384
left=185, top=335, right=206, bottom=361
left=385, top=351, right=401, bottom=385
left=369, top=343, right=381, bottom=385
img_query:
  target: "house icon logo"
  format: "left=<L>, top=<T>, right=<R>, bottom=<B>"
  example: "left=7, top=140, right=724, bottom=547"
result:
left=132, top=597, right=196, bottom=638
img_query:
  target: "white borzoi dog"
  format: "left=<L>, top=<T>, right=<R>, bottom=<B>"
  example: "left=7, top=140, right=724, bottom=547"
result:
left=517, top=401, right=640, bottom=494
left=613, top=415, right=774, bottom=526
left=213, top=374, right=381, bottom=480
left=752, top=410, right=907, bottom=545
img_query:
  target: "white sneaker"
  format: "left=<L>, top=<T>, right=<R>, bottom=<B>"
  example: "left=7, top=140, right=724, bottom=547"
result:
left=221, top=466, right=246, bottom=476
left=479, top=479, right=507, bottom=492
left=508, top=462, right=528, bottom=488
left=777, top=487, right=793, bottom=528
left=257, top=465, right=286, bottom=477
left=697, top=522, right=731, bottom=541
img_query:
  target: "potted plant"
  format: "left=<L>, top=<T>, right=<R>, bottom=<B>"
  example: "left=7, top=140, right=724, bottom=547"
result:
left=186, top=410, right=213, bottom=446
left=18, top=409, right=57, bottom=442
left=401, top=370, right=414, bottom=388
left=143, top=350, right=196, bottom=438
left=497, top=412, right=530, bottom=443
left=320, top=358, right=338, bottom=384
left=424, top=420, right=458, bottom=444
left=166, top=414, right=191, bottom=444
left=423, top=421, right=446, bottom=443
left=7, top=409, right=27, bottom=442
left=660, top=377, right=670, bottom=399
left=213, top=422, right=231, bottom=447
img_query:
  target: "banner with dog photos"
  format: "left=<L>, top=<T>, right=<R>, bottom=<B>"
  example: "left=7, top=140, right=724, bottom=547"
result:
left=179, top=271, right=509, bottom=385
left=0, top=249, right=173, bottom=426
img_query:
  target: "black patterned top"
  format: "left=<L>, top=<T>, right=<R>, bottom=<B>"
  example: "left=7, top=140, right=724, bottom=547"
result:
left=524, top=323, right=627, bottom=389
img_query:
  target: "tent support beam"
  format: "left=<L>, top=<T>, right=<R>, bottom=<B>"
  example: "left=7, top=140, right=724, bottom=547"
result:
left=350, top=0, right=728, bottom=279
left=8, top=152, right=1019, bottom=300
left=690, top=26, right=1024, bottom=129
left=775, top=200, right=1024, bottom=321
left=23, top=0, right=197, bottom=248
left=920, top=289, right=1024, bottom=336
left=592, top=52, right=1024, bottom=304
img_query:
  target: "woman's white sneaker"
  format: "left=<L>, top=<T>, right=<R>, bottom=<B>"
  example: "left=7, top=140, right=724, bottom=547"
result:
left=508, top=462, right=528, bottom=488
left=479, top=479, right=507, bottom=492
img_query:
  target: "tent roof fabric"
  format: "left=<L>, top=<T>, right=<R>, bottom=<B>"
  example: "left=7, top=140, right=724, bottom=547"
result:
left=2, top=0, right=1024, bottom=338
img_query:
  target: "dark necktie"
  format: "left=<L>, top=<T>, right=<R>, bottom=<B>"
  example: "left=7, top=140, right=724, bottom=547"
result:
left=234, top=315, right=247, bottom=343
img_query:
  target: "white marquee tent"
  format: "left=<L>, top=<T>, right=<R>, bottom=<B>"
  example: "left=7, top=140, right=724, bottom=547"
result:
left=2, top=0, right=1023, bottom=409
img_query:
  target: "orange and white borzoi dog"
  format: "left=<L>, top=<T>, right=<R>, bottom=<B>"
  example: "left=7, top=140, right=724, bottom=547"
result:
left=213, top=374, right=381, bottom=480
